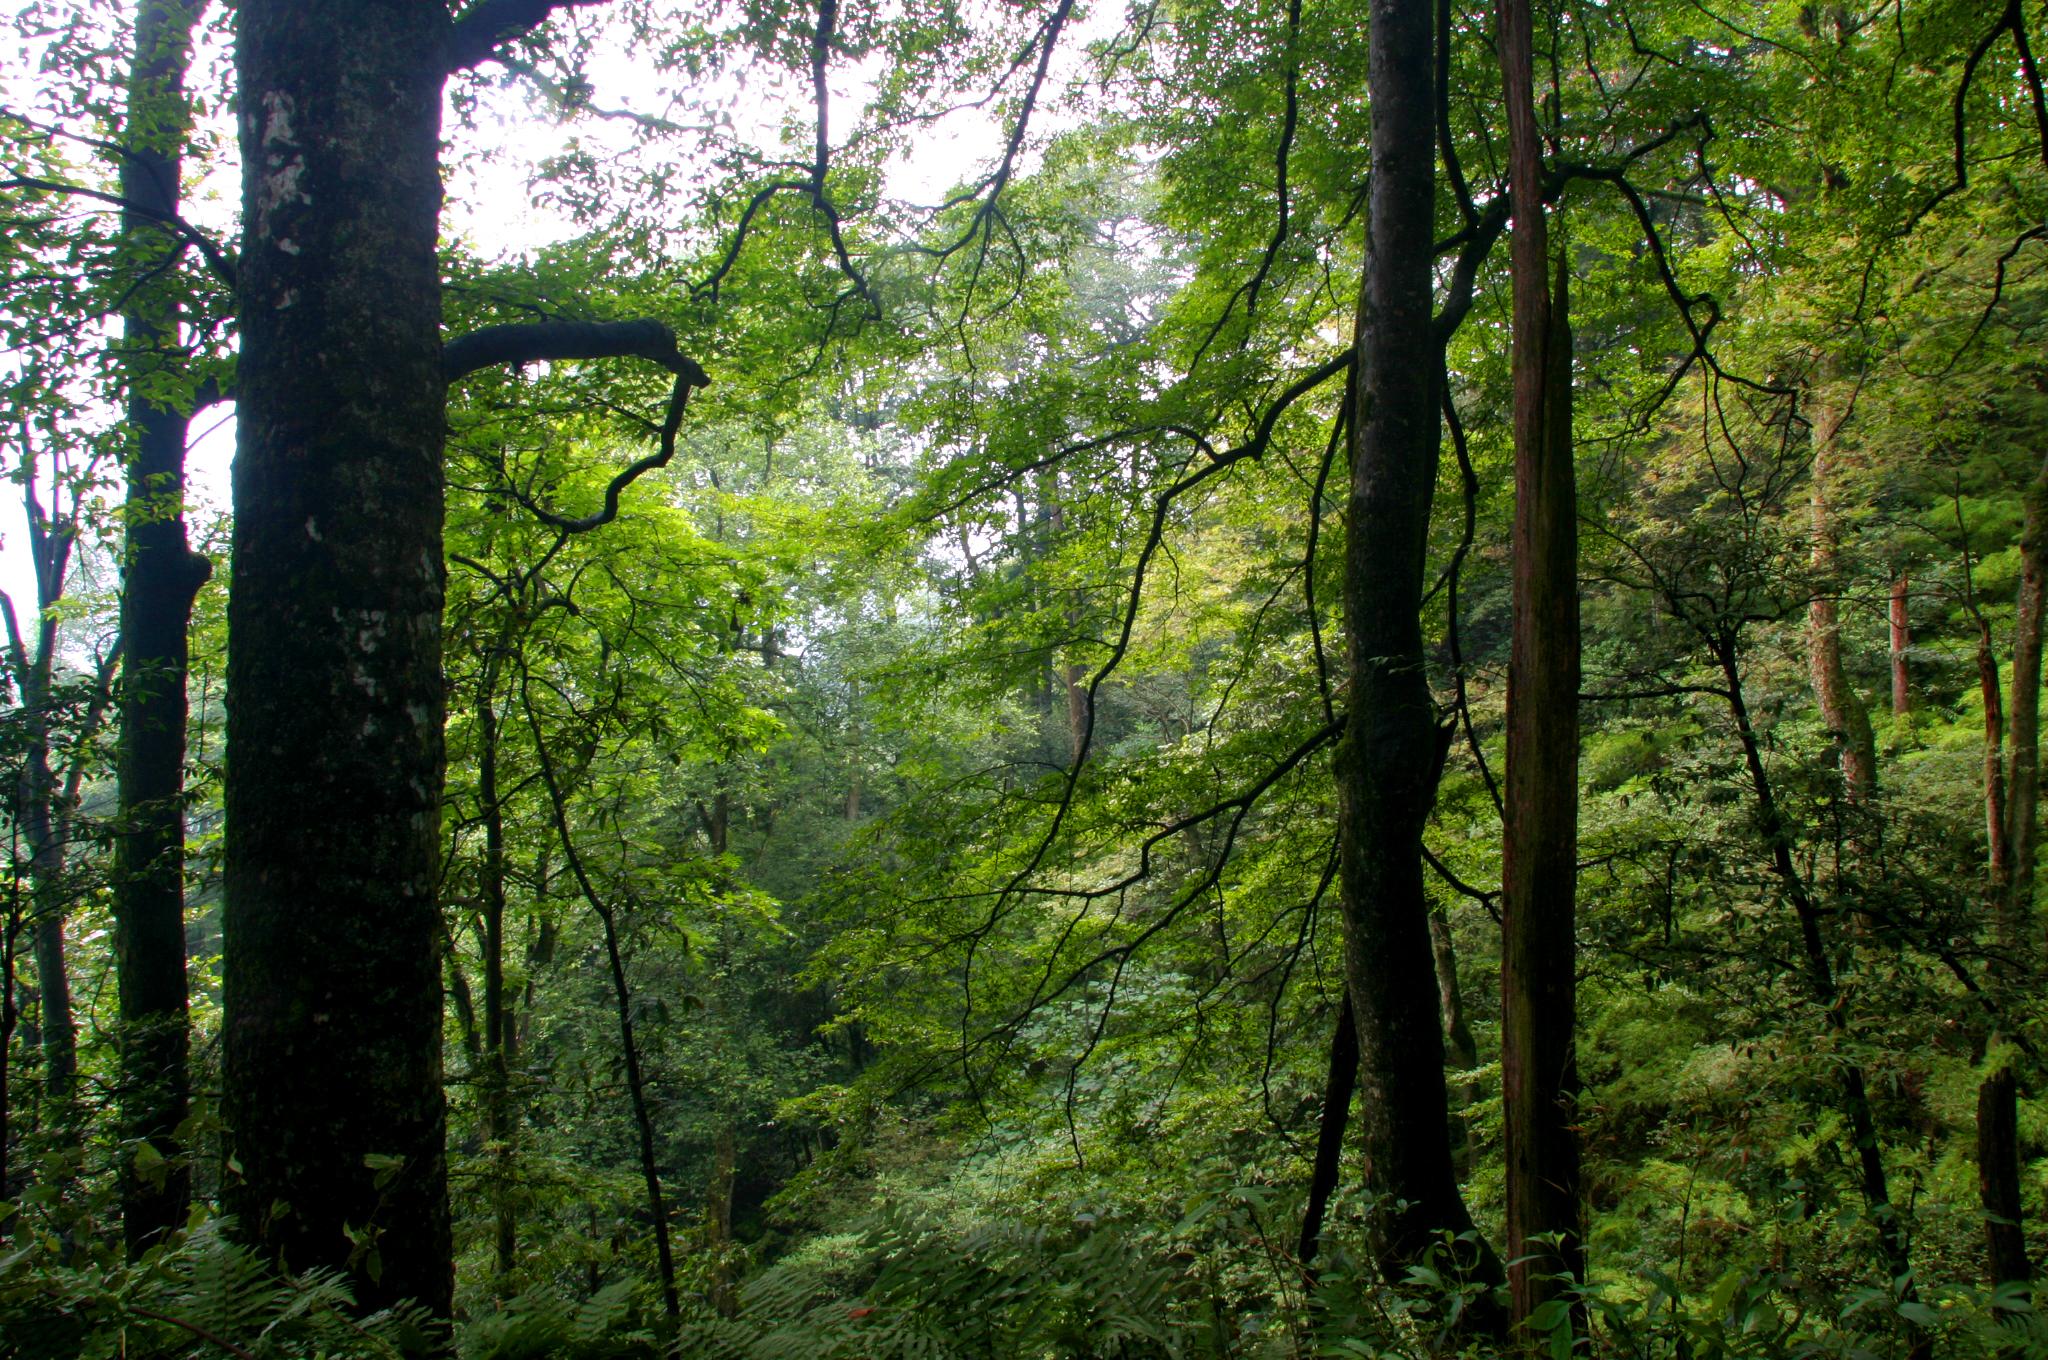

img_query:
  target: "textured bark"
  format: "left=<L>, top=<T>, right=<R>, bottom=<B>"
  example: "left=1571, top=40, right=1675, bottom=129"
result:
left=1981, top=614, right=2013, bottom=906
left=1805, top=389, right=1877, bottom=801
left=224, top=0, right=452, bottom=1314
left=1979, top=1065, right=2031, bottom=1291
left=1336, top=0, right=1503, bottom=1319
left=1888, top=574, right=1911, bottom=717
left=114, top=0, right=207, bottom=1257
left=1497, top=60, right=1585, bottom=1320
left=2007, top=448, right=2048, bottom=932
left=706, top=1120, right=739, bottom=1316
left=1977, top=449, right=2048, bottom=1298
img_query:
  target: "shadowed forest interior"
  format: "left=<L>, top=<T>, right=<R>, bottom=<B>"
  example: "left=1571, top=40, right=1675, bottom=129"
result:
left=3, top=0, right=2048, bottom=1355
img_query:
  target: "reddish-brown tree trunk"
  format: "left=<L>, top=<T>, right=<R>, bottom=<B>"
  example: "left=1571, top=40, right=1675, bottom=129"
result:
left=1497, top=0, right=1583, bottom=1328
left=114, top=0, right=208, bottom=1257
left=1806, top=389, right=1876, bottom=801
left=1336, top=0, right=1503, bottom=1324
left=1888, top=573, right=1911, bottom=717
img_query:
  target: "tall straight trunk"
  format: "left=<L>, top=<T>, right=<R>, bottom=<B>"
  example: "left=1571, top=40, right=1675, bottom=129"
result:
left=1497, top=12, right=1585, bottom=1302
left=1888, top=574, right=1911, bottom=718
left=1336, top=0, right=1503, bottom=1318
left=1981, top=614, right=2012, bottom=901
left=224, top=0, right=451, bottom=1314
left=1805, top=388, right=1876, bottom=801
left=2006, top=448, right=2048, bottom=931
left=114, top=0, right=207, bottom=1257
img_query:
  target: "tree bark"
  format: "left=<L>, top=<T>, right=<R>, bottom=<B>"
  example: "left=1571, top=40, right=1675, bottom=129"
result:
left=1980, top=1064, right=2031, bottom=1292
left=2006, top=447, right=2048, bottom=934
left=1978, top=449, right=2048, bottom=1298
left=1805, top=387, right=1876, bottom=801
left=114, top=0, right=208, bottom=1257
left=1888, top=573, right=1911, bottom=718
left=1336, top=0, right=1503, bottom=1321
left=224, top=0, right=452, bottom=1314
left=1298, top=994, right=1358, bottom=1272
left=1499, top=206, right=1584, bottom=1353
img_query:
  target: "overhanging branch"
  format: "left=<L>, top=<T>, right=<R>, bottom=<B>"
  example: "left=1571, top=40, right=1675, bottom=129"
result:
left=446, top=0, right=616, bottom=74
left=444, top=318, right=712, bottom=533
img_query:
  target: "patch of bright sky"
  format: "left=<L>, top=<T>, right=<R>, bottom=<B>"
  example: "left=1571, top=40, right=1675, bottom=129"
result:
left=4, top=0, right=1126, bottom=624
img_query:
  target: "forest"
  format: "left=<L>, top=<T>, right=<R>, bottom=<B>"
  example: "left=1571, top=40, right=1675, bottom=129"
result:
left=0, top=0, right=2043, bottom=1355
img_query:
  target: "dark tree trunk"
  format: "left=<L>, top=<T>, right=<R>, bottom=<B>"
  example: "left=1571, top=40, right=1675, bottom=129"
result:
left=523, top=678, right=681, bottom=1330
left=1716, top=639, right=1911, bottom=1289
left=1980, top=1065, right=2030, bottom=1293
left=1335, top=0, right=1503, bottom=1320
left=1979, top=449, right=2048, bottom=1299
left=224, top=0, right=452, bottom=1314
left=114, top=0, right=207, bottom=1257
left=475, top=655, right=519, bottom=1288
left=1298, top=994, right=1358, bottom=1272
left=1497, top=3, right=1585, bottom=1300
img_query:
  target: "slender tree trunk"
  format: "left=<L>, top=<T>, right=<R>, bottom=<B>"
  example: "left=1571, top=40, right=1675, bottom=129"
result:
left=1716, top=639, right=1912, bottom=1291
left=1805, top=388, right=1876, bottom=801
left=1428, top=905, right=1478, bottom=1177
left=1982, top=617, right=2009, bottom=899
left=114, top=0, right=207, bottom=1257
left=224, top=0, right=451, bottom=1313
left=2006, top=448, right=2048, bottom=933
left=524, top=679, right=681, bottom=1330
left=1498, top=0, right=1584, bottom=1323
left=706, top=1120, right=739, bottom=1316
left=1428, top=905, right=1479, bottom=1071
left=1336, top=0, right=1503, bottom=1320
left=476, top=660, right=519, bottom=1288
left=1888, top=574, right=1911, bottom=718
left=1298, top=994, right=1358, bottom=1273
left=1979, top=450, right=2048, bottom=1298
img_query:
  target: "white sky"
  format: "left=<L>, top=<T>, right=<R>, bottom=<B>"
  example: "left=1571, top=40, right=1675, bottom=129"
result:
left=2, top=0, right=1121, bottom=633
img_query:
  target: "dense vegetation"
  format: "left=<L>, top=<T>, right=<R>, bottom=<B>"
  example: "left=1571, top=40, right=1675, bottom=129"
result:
left=1, top=0, right=2045, bottom=1354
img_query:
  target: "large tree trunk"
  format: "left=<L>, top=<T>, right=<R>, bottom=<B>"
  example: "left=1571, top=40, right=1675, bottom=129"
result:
left=1805, top=387, right=1876, bottom=801
left=1335, top=0, right=1503, bottom=1319
left=1498, top=0, right=1585, bottom=1309
left=114, top=0, right=208, bottom=1257
left=223, top=0, right=451, bottom=1314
